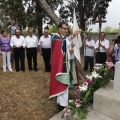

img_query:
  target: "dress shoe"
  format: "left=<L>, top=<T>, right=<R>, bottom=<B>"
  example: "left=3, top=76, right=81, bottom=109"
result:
left=59, top=105, right=66, bottom=111
left=34, top=68, right=38, bottom=71
left=16, top=70, right=20, bottom=72
left=21, top=70, right=25, bottom=72
left=29, top=68, right=33, bottom=71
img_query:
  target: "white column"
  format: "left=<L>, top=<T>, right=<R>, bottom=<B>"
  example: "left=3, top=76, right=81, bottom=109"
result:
left=113, top=61, right=120, bottom=92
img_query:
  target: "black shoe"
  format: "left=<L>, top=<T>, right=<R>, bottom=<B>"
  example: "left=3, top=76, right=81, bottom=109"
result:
left=45, top=69, right=51, bottom=72
left=59, top=105, right=66, bottom=112
left=34, top=68, right=38, bottom=71
left=29, top=68, right=33, bottom=71
left=21, top=69, right=25, bottom=72
left=16, top=70, right=20, bottom=72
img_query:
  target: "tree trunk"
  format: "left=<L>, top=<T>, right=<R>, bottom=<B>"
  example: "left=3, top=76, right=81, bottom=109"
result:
left=35, top=0, right=60, bottom=26
left=36, top=2, right=43, bottom=38
left=79, top=0, right=85, bottom=31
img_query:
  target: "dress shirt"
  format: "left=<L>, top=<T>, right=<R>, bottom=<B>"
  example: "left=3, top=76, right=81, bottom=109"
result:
left=95, top=39, right=109, bottom=52
left=38, top=35, right=51, bottom=48
left=26, top=35, right=38, bottom=48
left=10, top=35, right=26, bottom=48
left=84, top=39, right=95, bottom=57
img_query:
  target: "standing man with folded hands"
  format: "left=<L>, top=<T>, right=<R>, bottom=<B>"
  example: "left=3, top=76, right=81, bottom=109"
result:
left=10, top=28, right=26, bottom=72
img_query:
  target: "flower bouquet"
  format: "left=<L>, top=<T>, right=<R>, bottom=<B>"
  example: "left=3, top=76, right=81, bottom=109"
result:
left=62, top=62, right=114, bottom=120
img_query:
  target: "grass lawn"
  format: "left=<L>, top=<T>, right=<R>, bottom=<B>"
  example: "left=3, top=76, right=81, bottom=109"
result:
left=0, top=53, right=86, bottom=120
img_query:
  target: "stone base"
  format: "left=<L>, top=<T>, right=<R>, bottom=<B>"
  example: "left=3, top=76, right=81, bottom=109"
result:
left=49, top=106, right=114, bottom=120
left=93, top=80, right=120, bottom=120
left=49, top=111, right=77, bottom=120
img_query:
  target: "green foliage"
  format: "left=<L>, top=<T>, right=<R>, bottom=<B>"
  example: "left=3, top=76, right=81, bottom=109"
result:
left=103, top=26, right=120, bottom=33
left=0, top=9, right=10, bottom=30
left=59, top=0, right=111, bottom=30
left=0, top=0, right=26, bottom=29
left=48, top=25, right=58, bottom=33
left=103, top=26, right=113, bottom=33
left=0, top=0, right=62, bottom=35
left=82, top=28, right=93, bottom=37
left=62, top=63, right=114, bottom=120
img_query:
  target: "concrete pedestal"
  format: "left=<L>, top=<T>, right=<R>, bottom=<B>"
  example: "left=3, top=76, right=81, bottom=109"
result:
left=93, top=81, right=120, bottom=120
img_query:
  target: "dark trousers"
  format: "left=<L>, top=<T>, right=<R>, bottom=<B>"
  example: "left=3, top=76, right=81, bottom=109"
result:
left=84, top=56, right=94, bottom=72
left=14, top=47, right=25, bottom=71
left=96, top=52, right=106, bottom=64
left=26, top=47, right=37, bottom=70
left=42, top=48, right=51, bottom=72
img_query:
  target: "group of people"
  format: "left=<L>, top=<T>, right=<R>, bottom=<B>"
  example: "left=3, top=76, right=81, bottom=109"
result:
left=0, top=21, right=52, bottom=73
left=1, top=20, right=120, bottom=112
left=0, top=20, right=81, bottom=112
left=84, top=32, right=120, bottom=73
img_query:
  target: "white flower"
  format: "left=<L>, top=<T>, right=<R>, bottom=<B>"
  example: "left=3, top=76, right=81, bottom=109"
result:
left=91, top=71, right=101, bottom=78
left=93, top=66, right=101, bottom=70
left=86, top=75, right=93, bottom=80
left=78, top=82, right=88, bottom=91
left=76, top=104, right=81, bottom=108
left=63, top=108, right=71, bottom=116
left=75, top=99, right=81, bottom=108
left=95, top=63, right=103, bottom=66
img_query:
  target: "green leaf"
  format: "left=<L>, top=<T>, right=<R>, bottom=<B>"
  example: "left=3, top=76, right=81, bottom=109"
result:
left=71, top=109, right=77, bottom=117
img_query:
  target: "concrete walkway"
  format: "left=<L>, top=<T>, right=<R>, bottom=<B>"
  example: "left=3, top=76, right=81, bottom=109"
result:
left=49, top=105, right=114, bottom=120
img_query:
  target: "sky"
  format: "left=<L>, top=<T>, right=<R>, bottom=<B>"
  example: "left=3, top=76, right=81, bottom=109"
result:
left=89, top=0, right=120, bottom=31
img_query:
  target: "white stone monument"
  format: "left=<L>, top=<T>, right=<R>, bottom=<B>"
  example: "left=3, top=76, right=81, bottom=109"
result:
left=93, top=61, right=120, bottom=120
left=113, top=61, right=120, bottom=92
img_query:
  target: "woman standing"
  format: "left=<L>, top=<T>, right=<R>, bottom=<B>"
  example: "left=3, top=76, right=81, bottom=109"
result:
left=0, top=29, right=12, bottom=72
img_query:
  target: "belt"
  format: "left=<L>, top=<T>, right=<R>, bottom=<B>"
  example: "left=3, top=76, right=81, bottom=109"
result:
left=42, top=48, right=51, bottom=49
left=27, top=47, right=37, bottom=49
left=14, top=47, right=24, bottom=49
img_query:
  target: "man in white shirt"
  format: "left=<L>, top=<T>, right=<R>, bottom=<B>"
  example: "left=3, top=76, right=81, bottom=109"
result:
left=95, top=32, right=109, bottom=64
left=84, top=34, right=95, bottom=72
left=10, top=28, right=26, bottom=72
left=38, top=29, right=51, bottom=72
left=26, top=29, right=38, bottom=71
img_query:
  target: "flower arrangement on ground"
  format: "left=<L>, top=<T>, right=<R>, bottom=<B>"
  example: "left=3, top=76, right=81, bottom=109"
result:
left=62, top=62, right=114, bottom=120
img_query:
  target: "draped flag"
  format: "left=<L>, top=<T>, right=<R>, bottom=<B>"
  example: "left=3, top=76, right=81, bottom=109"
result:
left=73, top=9, right=82, bottom=63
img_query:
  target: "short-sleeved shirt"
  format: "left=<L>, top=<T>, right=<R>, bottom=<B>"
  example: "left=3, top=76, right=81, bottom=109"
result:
left=84, top=39, right=95, bottom=57
left=38, top=35, right=51, bottom=48
left=95, top=39, right=109, bottom=52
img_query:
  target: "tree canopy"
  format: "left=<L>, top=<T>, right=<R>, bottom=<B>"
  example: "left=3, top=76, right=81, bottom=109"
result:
left=59, top=0, right=112, bottom=30
left=0, top=0, right=112, bottom=34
